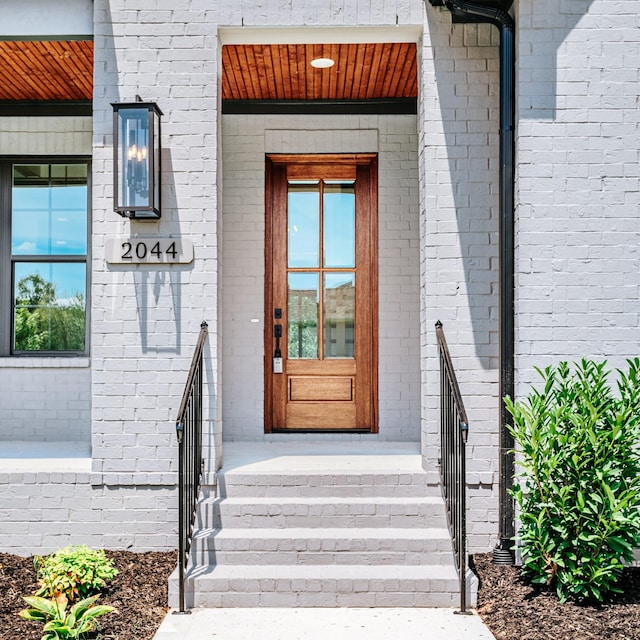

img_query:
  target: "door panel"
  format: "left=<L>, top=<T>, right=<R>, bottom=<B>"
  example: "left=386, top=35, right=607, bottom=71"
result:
left=265, top=154, right=378, bottom=432
left=289, top=376, right=353, bottom=402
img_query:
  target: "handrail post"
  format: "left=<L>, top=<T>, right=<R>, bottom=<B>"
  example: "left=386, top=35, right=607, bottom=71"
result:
left=176, top=421, right=186, bottom=614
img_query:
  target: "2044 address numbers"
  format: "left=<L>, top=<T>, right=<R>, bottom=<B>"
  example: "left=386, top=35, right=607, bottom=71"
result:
left=105, top=237, right=194, bottom=264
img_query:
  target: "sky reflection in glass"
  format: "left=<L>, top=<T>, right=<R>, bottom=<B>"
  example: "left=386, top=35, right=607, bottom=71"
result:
left=11, top=164, right=87, bottom=256
left=288, top=182, right=319, bottom=268
left=324, top=182, right=355, bottom=268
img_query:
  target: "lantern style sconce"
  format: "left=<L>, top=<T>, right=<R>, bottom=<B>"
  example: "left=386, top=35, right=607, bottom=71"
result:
left=112, top=100, right=162, bottom=219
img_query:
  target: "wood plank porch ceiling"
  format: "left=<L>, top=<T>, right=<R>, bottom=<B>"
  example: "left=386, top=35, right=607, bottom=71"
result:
left=222, top=43, right=417, bottom=101
left=0, top=41, right=417, bottom=103
left=0, top=40, right=93, bottom=101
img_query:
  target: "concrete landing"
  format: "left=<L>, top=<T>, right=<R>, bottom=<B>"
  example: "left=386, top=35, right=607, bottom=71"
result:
left=153, top=607, right=496, bottom=640
left=220, top=440, right=425, bottom=473
left=0, top=440, right=91, bottom=472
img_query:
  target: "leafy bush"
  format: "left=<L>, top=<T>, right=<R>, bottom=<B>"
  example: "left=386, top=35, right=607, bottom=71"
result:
left=19, top=593, right=114, bottom=640
left=506, top=358, right=640, bottom=602
left=34, top=546, right=118, bottom=602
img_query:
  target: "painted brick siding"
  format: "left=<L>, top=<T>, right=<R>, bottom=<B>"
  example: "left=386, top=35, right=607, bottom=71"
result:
left=515, top=0, right=640, bottom=392
left=92, top=0, right=220, bottom=477
left=420, top=7, right=501, bottom=553
left=0, top=472, right=177, bottom=556
left=221, top=115, right=421, bottom=442
left=0, top=364, right=91, bottom=443
left=4, top=0, right=634, bottom=561
left=0, top=116, right=91, bottom=156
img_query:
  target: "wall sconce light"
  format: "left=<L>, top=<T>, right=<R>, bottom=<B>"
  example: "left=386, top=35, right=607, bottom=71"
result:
left=112, top=99, right=162, bottom=219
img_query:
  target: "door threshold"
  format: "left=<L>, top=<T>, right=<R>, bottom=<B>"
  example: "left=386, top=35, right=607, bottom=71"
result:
left=270, top=429, right=373, bottom=434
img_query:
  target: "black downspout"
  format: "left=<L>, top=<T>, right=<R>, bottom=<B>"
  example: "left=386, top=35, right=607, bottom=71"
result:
left=428, top=0, right=516, bottom=564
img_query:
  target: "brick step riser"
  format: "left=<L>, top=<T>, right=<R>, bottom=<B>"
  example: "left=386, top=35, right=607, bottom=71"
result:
left=215, top=473, right=440, bottom=498
left=203, top=513, right=447, bottom=529
left=215, top=484, right=437, bottom=498
left=215, top=485, right=435, bottom=499
left=170, top=581, right=460, bottom=608
left=197, top=500, right=447, bottom=525
left=192, top=532, right=452, bottom=554
left=191, top=548, right=455, bottom=566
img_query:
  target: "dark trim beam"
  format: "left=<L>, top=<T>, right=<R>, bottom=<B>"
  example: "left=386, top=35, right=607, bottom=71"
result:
left=223, top=98, right=417, bottom=115
left=0, top=101, right=92, bottom=117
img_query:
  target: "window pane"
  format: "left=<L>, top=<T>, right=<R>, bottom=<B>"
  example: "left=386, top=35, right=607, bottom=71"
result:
left=324, top=182, right=355, bottom=268
left=324, top=273, right=355, bottom=359
left=288, top=272, right=319, bottom=359
left=13, top=262, right=86, bottom=351
left=12, top=164, right=88, bottom=255
left=288, top=181, right=319, bottom=268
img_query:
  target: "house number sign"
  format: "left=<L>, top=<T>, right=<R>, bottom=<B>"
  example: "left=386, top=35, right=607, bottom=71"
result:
left=105, top=237, right=194, bottom=264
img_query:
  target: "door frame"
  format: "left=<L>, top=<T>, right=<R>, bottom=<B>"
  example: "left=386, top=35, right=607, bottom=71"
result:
left=264, top=153, right=379, bottom=433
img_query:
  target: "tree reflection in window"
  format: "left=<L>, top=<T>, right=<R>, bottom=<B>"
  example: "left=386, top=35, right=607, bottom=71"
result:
left=14, top=270, right=86, bottom=351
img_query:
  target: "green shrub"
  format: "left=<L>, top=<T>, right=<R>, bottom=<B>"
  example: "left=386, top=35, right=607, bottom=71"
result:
left=19, top=593, right=115, bottom=640
left=34, top=546, right=118, bottom=602
left=506, top=358, right=640, bottom=603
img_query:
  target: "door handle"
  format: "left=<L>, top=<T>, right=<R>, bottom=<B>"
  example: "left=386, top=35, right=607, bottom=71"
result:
left=274, top=324, right=282, bottom=357
left=273, top=324, right=283, bottom=373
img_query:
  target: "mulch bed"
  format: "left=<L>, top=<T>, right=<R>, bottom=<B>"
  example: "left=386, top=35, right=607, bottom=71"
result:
left=473, top=552, right=640, bottom=640
left=0, top=550, right=176, bottom=640
left=3, top=548, right=640, bottom=639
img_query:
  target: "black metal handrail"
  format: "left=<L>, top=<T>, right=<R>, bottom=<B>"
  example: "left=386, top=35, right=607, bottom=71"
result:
left=175, top=321, right=208, bottom=613
left=435, top=320, right=470, bottom=614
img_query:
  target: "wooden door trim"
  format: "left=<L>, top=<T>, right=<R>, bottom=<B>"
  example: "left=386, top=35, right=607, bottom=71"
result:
left=264, top=153, right=378, bottom=433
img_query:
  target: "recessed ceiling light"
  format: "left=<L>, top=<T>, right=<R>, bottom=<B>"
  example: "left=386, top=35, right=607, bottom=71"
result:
left=310, top=57, right=335, bottom=69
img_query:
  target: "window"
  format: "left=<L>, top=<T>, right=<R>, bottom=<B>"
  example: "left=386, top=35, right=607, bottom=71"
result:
left=0, top=159, right=90, bottom=355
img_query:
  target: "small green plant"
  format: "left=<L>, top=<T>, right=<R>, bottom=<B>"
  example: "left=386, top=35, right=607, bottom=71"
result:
left=506, top=358, right=640, bottom=603
left=19, top=593, right=115, bottom=640
left=34, top=546, right=118, bottom=602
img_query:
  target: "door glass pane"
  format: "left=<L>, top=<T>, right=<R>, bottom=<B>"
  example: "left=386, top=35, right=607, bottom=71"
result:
left=324, top=181, right=355, bottom=268
left=13, top=262, right=86, bottom=351
left=12, top=164, right=88, bottom=255
left=288, top=181, right=319, bottom=268
left=324, top=273, right=355, bottom=359
left=288, top=273, right=319, bottom=359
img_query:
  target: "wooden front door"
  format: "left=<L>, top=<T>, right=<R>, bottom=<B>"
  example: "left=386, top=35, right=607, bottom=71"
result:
left=265, top=154, right=378, bottom=432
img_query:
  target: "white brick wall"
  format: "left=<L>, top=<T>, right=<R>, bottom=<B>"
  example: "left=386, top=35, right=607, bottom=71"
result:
left=91, top=0, right=220, bottom=476
left=515, top=0, right=640, bottom=392
left=4, top=0, right=635, bottom=559
left=0, top=472, right=177, bottom=556
left=221, top=114, right=421, bottom=442
left=0, top=363, right=91, bottom=442
left=420, top=7, right=501, bottom=553
left=0, top=116, right=91, bottom=155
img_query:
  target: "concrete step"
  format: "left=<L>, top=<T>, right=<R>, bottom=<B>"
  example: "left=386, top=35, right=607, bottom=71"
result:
left=175, top=444, right=470, bottom=609
left=171, top=563, right=462, bottom=608
left=197, top=495, right=448, bottom=529
left=191, top=527, right=453, bottom=565
left=218, top=471, right=438, bottom=498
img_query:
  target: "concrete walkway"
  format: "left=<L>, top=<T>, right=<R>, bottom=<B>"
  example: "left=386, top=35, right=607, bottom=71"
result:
left=152, top=607, right=497, bottom=640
